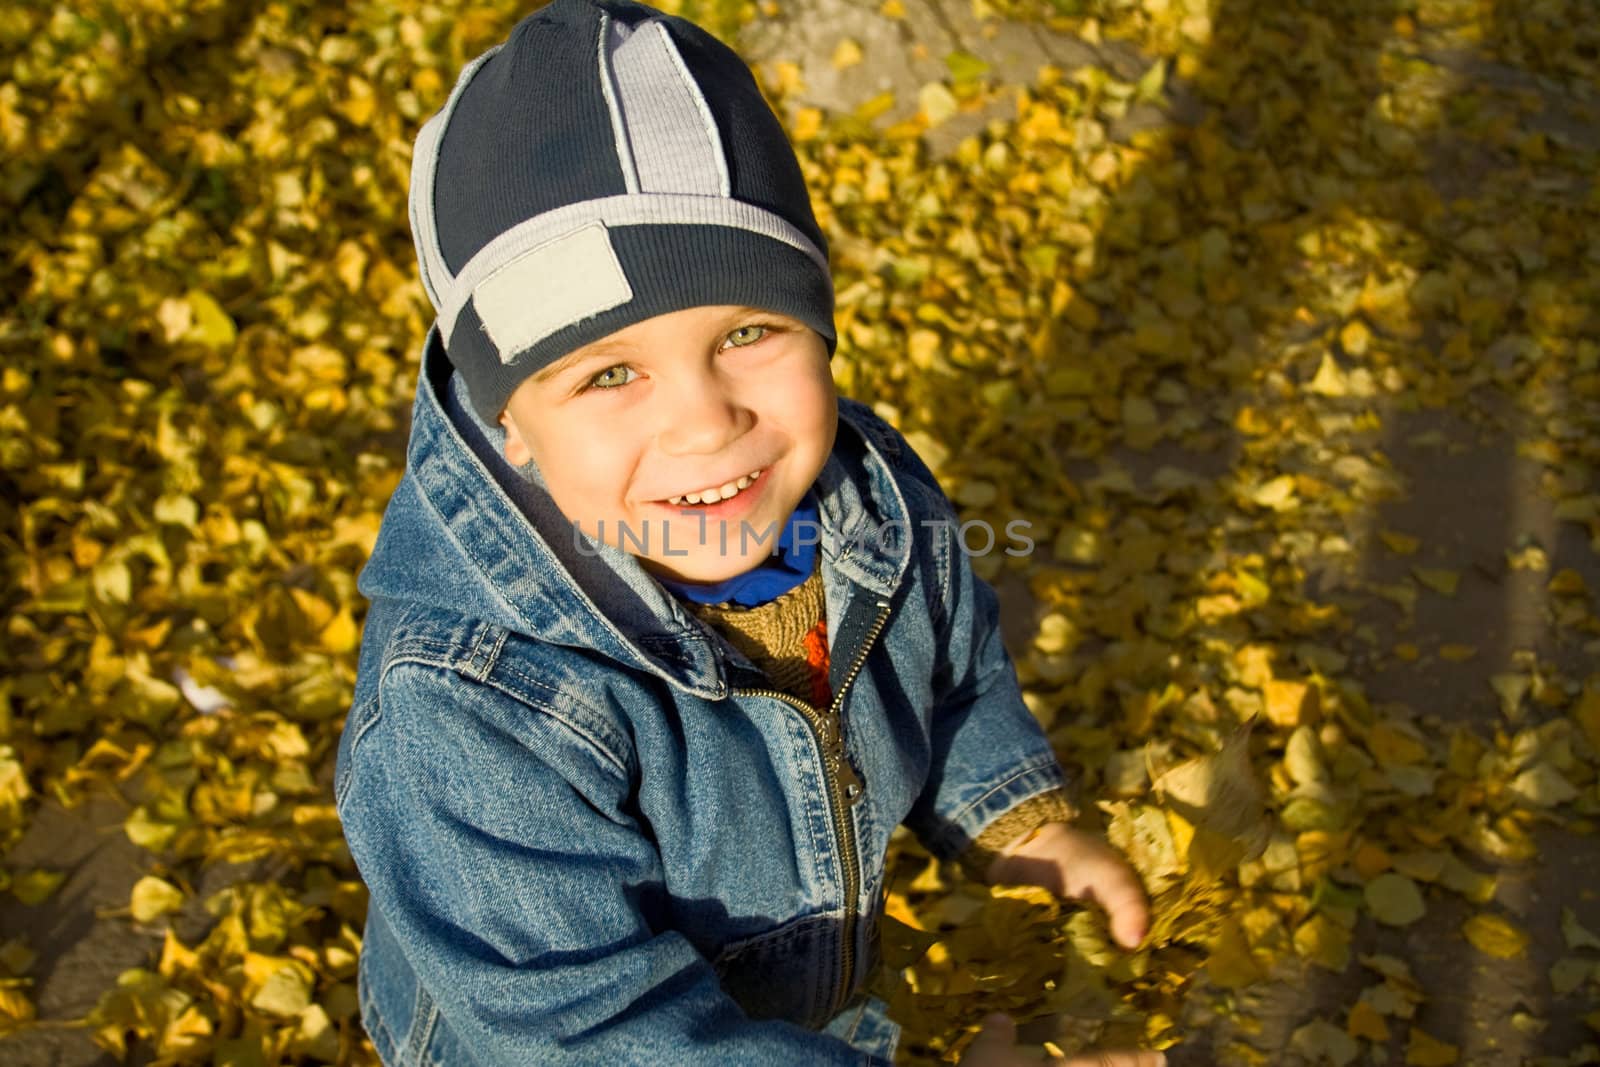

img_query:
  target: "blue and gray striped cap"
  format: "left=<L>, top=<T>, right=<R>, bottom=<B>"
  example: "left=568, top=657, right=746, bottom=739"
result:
left=410, top=0, right=836, bottom=421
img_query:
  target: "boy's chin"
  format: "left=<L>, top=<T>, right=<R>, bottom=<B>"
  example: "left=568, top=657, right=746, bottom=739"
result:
left=640, top=551, right=772, bottom=587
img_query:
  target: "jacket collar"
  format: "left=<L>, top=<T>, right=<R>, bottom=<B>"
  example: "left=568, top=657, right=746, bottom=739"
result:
left=359, top=329, right=911, bottom=699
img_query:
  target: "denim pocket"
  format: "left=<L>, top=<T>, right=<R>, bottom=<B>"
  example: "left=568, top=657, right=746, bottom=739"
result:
left=712, top=910, right=838, bottom=1028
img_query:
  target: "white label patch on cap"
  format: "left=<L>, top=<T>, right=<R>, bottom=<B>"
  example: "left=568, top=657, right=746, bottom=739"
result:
left=472, top=222, right=633, bottom=362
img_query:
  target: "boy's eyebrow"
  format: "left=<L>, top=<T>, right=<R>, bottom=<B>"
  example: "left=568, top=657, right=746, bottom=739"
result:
left=532, top=341, right=630, bottom=383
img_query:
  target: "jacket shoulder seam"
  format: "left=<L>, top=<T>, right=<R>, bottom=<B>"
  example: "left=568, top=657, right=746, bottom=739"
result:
left=379, top=655, right=635, bottom=781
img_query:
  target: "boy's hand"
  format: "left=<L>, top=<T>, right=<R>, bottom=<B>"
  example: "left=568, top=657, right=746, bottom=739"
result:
left=959, top=1013, right=1166, bottom=1067
left=983, top=822, right=1150, bottom=950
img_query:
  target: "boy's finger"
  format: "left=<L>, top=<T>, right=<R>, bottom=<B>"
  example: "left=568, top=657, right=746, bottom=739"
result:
left=1092, top=861, right=1151, bottom=950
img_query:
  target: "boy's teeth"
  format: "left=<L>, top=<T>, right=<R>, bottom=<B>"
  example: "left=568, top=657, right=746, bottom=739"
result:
left=668, top=468, right=764, bottom=507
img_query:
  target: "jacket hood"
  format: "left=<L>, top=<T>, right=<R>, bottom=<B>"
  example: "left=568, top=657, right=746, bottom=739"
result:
left=358, top=330, right=911, bottom=699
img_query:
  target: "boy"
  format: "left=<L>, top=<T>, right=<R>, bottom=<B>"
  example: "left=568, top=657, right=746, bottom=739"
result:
left=334, top=1, right=1158, bottom=1063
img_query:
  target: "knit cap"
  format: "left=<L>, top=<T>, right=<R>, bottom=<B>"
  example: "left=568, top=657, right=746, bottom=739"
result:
left=410, top=0, right=836, bottom=422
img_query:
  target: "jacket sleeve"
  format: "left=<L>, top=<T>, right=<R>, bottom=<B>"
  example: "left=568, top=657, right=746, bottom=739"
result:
left=338, top=662, right=877, bottom=1066
left=870, top=428, right=1075, bottom=873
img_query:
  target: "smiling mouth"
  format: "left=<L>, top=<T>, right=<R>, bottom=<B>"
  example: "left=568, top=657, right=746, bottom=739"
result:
left=665, top=469, right=765, bottom=507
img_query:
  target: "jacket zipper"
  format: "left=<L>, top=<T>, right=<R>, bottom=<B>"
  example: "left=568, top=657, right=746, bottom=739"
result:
left=731, top=598, right=892, bottom=1019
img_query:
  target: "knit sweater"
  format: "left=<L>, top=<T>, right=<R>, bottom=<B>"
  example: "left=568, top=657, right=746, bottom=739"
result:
left=683, top=569, right=1076, bottom=879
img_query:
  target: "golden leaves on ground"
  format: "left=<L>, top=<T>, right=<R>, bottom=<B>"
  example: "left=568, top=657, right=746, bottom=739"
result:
left=4, top=0, right=1600, bottom=1064
left=769, top=0, right=1600, bottom=1058
left=2, top=0, right=537, bottom=1059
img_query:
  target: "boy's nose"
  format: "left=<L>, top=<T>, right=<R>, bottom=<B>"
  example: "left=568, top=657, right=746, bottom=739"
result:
left=655, top=372, right=752, bottom=457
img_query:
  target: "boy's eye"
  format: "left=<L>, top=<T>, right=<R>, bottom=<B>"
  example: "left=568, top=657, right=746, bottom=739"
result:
left=587, top=364, right=637, bottom=390
left=724, top=325, right=767, bottom=348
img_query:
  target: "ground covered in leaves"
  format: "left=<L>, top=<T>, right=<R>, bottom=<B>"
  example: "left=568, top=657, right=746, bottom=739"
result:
left=2, top=0, right=1599, bottom=1064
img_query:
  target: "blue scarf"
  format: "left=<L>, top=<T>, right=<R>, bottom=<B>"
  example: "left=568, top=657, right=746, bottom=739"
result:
left=658, top=494, right=820, bottom=607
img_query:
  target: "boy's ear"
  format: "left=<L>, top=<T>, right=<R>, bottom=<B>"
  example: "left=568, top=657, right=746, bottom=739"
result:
left=499, top=411, right=533, bottom=467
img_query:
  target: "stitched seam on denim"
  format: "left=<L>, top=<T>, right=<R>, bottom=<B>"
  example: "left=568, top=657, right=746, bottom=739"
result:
left=936, top=758, right=1063, bottom=853
left=831, top=405, right=912, bottom=592
left=358, top=953, right=398, bottom=1062
left=336, top=696, right=382, bottom=811
left=381, top=614, right=618, bottom=746
left=485, top=658, right=634, bottom=777
left=379, top=656, right=633, bottom=780
left=461, top=623, right=506, bottom=683
left=714, top=909, right=841, bottom=963
left=410, top=465, right=536, bottom=633
left=840, top=996, right=868, bottom=1043
left=385, top=615, right=508, bottom=679
left=916, top=486, right=953, bottom=638
left=387, top=635, right=461, bottom=663
left=362, top=1005, right=398, bottom=1067
left=403, top=982, right=438, bottom=1065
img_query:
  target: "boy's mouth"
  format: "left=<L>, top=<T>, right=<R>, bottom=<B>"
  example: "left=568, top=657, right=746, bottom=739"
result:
left=665, top=468, right=764, bottom=507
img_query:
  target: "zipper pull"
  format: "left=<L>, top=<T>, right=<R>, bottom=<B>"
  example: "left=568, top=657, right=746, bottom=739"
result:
left=837, top=755, right=865, bottom=805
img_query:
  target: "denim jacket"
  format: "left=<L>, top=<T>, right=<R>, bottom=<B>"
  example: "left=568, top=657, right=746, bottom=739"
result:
left=335, top=332, right=1070, bottom=1065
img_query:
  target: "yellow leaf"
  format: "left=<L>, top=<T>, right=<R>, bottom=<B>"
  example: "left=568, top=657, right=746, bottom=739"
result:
left=1438, top=644, right=1477, bottom=662
left=1367, top=722, right=1428, bottom=767
left=291, top=1003, right=340, bottom=1062
left=92, top=559, right=132, bottom=605
left=1365, top=873, right=1426, bottom=926
left=831, top=38, right=863, bottom=71
left=1204, top=916, right=1264, bottom=989
left=1340, top=319, right=1372, bottom=357
left=158, top=929, right=198, bottom=979
left=1348, top=1000, right=1391, bottom=1042
left=1405, top=1027, right=1460, bottom=1065
left=1549, top=569, right=1588, bottom=596
left=11, top=869, right=66, bottom=906
left=125, top=807, right=179, bottom=852
left=0, top=982, right=34, bottom=1027
left=320, top=608, right=359, bottom=655
left=130, top=876, right=184, bottom=923
left=918, top=83, right=958, bottom=126
left=1293, top=913, right=1351, bottom=972
left=1550, top=956, right=1594, bottom=995
left=1307, top=353, right=1351, bottom=397
left=1491, top=673, right=1531, bottom=720
left=1249, top=475, right=1298, bottom=510
left=907, top=329, right=940, bottom=370
left=184, top=290, right=237, bottom=349
left=790, top=107, right=823, bottom=142
left=1134, top=58, right=1167, bottom=103
left=1561, top=907, right=1600, bottom=952
left=1151, top=720, right=1270, bottom=868
left=1509, top=763, right=1578, bottom=807
left=1263, top=679, right=1318, bottom=728
left=1379, top=529, right=1420, bottom=555
left=853, top=92, right=896, bottom=123
left=1412, top=568, right=1460, bottom=596
left=1462, top=913, right=1529, bottom=959
left=246, top=956, right=313, bottom=1017
left=153, top=493, right=199, bottom=529
left=1439, top=855, right=1497, bottom=903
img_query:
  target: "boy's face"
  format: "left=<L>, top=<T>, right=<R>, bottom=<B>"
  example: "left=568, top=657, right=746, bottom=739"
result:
left=498, top=305, right=837, bottom=585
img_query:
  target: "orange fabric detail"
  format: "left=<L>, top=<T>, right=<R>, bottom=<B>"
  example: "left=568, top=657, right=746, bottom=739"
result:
left=803, top=619, right=832, bottom=708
